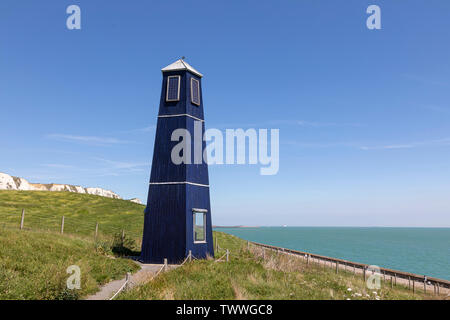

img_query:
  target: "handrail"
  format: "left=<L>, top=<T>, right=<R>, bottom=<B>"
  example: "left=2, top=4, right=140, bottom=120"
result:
left=109, top=279, right=129, bottom=300
left=215, top=252, right=228, bottom=262
left=109, top=272, right=132, bottom=300
left=152, top=264, right=166, bottom=280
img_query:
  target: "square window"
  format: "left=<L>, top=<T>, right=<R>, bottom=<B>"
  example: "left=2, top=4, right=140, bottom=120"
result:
left=166, top=76, right=180, bottom=102
left=191, top=78, right=200, bottom=106
left=193, top=210, right=206, bottom=242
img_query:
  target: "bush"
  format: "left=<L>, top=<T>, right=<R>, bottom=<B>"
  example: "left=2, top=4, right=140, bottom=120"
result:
left=94, top=240, right=113, bottom=256
left=55, top=288, right=80, bottom=300
left=112, top=232, right=140, bottom=256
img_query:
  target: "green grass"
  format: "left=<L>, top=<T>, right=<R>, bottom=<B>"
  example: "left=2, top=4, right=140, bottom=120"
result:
left=0, top=191, right=441, bottom=300
left=0, top=190, right=145, bottom=241
left=119, top=232, right=435, bottom=300
left=0, top=228, right=139, bottom=300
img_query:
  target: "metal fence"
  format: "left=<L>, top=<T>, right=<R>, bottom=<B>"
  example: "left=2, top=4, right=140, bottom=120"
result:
left=1, top=209, right=143, bottom=246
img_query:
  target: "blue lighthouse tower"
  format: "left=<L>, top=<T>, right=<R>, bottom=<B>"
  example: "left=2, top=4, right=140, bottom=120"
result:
left=140, top=59, right=214, bottom=263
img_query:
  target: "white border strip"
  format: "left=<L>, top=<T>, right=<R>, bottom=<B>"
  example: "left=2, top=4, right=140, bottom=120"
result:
left=150, top=181, right=209, bottom=187
left=158, top=114, right=204, bottom=122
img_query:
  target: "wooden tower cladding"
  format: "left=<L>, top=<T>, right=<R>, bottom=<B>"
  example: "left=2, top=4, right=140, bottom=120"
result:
left=140, top=59, right=214, bottom=263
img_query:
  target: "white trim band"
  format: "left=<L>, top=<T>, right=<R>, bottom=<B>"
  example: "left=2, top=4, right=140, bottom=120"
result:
left=150, top=181, right=209, bottom=187
left=158, top=114, right=204, bottom=122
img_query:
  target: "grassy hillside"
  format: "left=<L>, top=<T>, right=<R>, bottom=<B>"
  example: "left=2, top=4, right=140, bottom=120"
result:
left=119, top=232, right=434, bottom=300
left=0, top=190, right=145, bottom=241
left=0, top=191, right=441, bottom=300
left=0, top=228, right=139, bottom=299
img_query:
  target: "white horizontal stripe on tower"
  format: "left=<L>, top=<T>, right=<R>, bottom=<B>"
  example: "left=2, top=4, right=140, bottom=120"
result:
left=158, top=114, right=204, bottom=122
left=149, top=181, right=209, bottom=187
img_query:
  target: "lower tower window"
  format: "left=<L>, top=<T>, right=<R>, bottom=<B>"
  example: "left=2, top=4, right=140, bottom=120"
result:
left=193, top=209, right=207, bottom=243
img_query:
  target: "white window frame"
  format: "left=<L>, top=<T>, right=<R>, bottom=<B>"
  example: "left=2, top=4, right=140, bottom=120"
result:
left=166, top=75, right=181, bottom=102
left=192, top=208, right=207, bottom=243
left=190, top=78, right=201, bottom=106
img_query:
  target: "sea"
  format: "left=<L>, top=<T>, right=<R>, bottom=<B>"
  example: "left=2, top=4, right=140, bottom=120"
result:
left=214, top=227, right=450, bottom=280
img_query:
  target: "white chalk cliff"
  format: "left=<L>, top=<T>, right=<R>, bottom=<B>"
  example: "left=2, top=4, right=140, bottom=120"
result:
left=128, top=198, right=143, bottom=204
left=0, top=172, right=134, bottom=201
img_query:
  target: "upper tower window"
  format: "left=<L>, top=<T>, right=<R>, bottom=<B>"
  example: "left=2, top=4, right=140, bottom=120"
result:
left=166, top=76, right=180, bottom=102
left=191, top=78, right=200, bottom=106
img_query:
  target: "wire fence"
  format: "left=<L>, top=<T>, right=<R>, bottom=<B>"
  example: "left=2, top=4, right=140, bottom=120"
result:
left=0, top=209, right=143, bottom=247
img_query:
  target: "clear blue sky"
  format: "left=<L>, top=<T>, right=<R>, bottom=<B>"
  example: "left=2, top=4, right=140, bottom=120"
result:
left=1, top=1, right=449, bottom=227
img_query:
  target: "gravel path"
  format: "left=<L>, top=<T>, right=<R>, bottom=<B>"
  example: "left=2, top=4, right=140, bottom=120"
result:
left=85, top=262, right=179, bottom=300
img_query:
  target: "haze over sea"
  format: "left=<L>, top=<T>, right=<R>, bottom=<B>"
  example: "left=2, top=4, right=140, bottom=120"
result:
left=214, top=227, right=450, bottom=280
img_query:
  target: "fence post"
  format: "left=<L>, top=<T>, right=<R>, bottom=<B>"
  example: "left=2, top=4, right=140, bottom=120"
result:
left=423, top=279, right=426, bottom=293
left=188, top=250, right=192, bottom=262
left=61, top=216, right=65, bottom=234
left=95, top=222, right=99, bottom=239
left=20, top=209, right=25, bottom=230
left=408, top=276, right=411, bottom=290
left=413, top=279, right=415, bottom=294
left=164, top=258, right=168, bottom=271
left=363, top=267, right=366, bottom=282
left=394, top=273, right=397, bottom=286
left=336, top=262, right=339, bottom=274
left=390, top=277, right=393, bottom=288
left=226, top=249, right=229, bottom=262
left=125, top=272, right=131, bottom=290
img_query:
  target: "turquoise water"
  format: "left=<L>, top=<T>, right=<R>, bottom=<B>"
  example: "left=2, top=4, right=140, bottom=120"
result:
left=214, top=227, right=450, bottom=280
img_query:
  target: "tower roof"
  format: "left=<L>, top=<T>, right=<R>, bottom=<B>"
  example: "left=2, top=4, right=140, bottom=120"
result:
left=161, top=59, right=203, bottom=78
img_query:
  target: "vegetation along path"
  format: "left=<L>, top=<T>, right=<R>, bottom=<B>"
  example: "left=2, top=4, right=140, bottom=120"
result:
left=86, top=262, right=179, bottom=300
